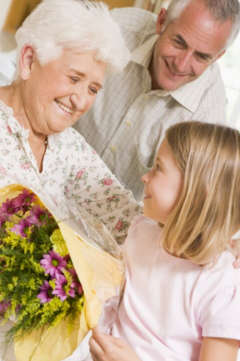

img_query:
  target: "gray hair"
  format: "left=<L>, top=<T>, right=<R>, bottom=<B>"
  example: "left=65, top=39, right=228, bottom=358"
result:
left=15, top=0, right=130, bottom=71
left=165, top=0, right=240, bottom=48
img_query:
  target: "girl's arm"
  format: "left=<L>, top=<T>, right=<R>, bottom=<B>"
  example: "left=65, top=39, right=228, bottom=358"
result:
left=199, top=337, right=239, bottom=361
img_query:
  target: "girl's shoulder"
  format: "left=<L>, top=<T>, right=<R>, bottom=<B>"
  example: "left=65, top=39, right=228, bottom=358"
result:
left=128, top=215, right=159, bottom=234
left=125, top=215, right=161, bottom=250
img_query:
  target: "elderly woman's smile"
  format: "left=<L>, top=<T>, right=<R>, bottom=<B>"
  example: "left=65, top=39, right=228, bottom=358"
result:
left=54, top=99, right=74, bottom=115
left=19, top=48, right=107, bottom=135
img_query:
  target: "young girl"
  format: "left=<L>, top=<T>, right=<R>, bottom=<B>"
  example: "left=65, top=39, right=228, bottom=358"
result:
left=89, top=121, right=240, bottom=361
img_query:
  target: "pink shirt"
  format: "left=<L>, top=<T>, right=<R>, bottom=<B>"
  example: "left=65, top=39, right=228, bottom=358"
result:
left=101, top=216, right=240, bottom=361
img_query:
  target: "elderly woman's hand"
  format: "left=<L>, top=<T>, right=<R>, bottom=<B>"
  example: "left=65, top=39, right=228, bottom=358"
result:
left=89, top=327, right=141, bottom=361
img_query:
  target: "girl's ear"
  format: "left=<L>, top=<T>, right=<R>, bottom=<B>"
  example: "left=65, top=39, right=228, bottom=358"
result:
left=156, top=8, right=167, bottom=34
left=19, top=45, right=36, bottom=80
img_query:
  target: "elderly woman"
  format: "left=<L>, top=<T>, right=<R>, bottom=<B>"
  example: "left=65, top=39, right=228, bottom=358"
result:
left=0, top=0, right=139, bottom=243
left=0, top=1, right=140, bottom=360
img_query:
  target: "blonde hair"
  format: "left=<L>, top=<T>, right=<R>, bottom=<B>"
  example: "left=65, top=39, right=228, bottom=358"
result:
left=162, top=121, right=240, bottom=265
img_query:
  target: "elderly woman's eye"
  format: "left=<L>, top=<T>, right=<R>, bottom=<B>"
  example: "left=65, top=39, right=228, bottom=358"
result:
left=89, top=87, right=98, bottom=95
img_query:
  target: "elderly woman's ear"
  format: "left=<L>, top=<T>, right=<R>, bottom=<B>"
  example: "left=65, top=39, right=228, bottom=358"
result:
left=19, top=45, right=36, bottom=80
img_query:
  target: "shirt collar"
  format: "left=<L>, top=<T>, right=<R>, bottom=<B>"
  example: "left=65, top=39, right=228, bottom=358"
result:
left=131, top=34, right=216, bottom=113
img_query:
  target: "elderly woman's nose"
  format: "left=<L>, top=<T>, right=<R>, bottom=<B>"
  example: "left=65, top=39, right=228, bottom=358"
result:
left=70, top=91, right=88, bottom=111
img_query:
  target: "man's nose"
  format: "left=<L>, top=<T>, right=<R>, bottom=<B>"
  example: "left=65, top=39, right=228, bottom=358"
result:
left=174, top=50, right=192, bottom=74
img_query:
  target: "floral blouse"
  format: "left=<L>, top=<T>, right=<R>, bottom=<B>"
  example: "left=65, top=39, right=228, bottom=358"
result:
left=0, top=100, right=140, bottom=244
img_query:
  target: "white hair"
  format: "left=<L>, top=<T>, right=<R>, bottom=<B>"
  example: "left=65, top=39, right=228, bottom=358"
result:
left=165, top=0, right=240, bottom=48
left=15, top=0, right=130, bottom=71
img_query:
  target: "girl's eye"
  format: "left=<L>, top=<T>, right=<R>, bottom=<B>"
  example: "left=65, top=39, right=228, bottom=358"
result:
left=155, top=163, right=162, bottom=171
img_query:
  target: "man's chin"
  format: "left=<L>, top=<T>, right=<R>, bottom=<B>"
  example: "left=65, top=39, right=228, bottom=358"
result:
left=157, top=79, right=185, bottom=91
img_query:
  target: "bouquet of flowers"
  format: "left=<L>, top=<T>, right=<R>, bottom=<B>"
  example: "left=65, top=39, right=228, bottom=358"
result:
left=0, top=184, right=123, bottom=361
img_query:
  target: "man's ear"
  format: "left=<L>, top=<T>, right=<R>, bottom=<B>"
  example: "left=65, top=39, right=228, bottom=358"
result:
left=156, top=8, right=167, bottom=34
left=19, top=45, right=36, bottom=80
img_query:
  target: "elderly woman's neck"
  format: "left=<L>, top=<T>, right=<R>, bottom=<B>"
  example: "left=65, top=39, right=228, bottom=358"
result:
left=0, top=83, right=46, bottom=141
left=0, top=83, right=48, bottom=172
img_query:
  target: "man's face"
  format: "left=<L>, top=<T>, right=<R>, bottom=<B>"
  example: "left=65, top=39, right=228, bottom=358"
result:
left=150, top=0, right=233, bottom=91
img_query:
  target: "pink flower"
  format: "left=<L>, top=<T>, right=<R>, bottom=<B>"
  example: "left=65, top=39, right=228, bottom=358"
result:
left=115, top=220, right=123, bottom=231
left=1, top=198, right=16, bottom=215
left=37, top=281, right=52, bottom=304
left=26, top=206, right=46, bottom=226
left=102, top=178, right=113, bottom=186
left=12, top=190, right=35, bottom=211
left=21, top=162, right=31, bottom=170
left=0, top=213, right=7, bottom=227
left=107, top=195, right=118, bottom=202
left=7, top=125, right=12, bottom=134
left=52, top=274, right=68, bottom=301
left=11, top=219, right=30, bottom=237
left=40, top=251, right=67, bottom=278
left=0, top=301, right=10, bottom=315
left=76, top=169, right=85, bottom=179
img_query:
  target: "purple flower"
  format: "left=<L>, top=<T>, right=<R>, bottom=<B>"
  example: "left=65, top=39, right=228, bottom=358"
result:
left=0, top=301, right=10, bottom=315
left=40, top=251, right=67, bottom=278
left=26, top=206, right=46, bottom=226
left=12, top=190, right=35, bottom=210
left=0, top=212, right=8, bottom=227
left=0, top=199, right=16, bottom=216
left=52, top=275, right=68, bottom=301
left=11, top=219, right=31, bottom=238
left=68, top=268, right=83, bottom=296
left=76, top=282, right=83, bottom=296
left=52, top=273, right=81, bottom=300
left=37, top=281, right=52, bottom=304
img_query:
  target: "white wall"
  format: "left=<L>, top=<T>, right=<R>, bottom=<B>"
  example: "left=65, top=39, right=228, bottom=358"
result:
left=0, top=0, right=12, bottom=30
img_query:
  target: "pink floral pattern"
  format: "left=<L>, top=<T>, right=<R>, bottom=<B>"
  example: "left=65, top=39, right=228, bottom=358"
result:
left=0, top=100, right=141, bottom=243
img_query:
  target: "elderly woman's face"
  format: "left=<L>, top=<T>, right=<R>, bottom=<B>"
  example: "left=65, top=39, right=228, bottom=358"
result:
left=19, top=47, right=106, bottom=135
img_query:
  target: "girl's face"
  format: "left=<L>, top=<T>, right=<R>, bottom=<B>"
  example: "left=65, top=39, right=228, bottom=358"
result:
left=142, top=139, right=183, bottom=224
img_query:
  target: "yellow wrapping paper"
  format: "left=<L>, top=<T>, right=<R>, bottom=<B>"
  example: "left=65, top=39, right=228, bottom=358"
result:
left=0, top=184, right=124, bottom=361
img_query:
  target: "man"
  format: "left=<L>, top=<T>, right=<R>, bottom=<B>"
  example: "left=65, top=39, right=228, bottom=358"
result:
left=75, top=0, right=240, bottom=200
left=0, top=0, right=240, bottom=200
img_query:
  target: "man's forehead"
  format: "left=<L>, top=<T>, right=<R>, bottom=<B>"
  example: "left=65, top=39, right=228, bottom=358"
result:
left=166, top=7, right=232, bottom=54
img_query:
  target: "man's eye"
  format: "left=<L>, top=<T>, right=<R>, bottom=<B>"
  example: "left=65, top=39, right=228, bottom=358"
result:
left=195, top=52, right=211, bottom=62
left=69, top=76, right=79, bottom=83
left=173, top=38, right=185, bottom=48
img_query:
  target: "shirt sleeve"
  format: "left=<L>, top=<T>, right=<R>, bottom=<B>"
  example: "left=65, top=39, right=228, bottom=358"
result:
left=200, top=279, right=240, bottom=341
left=64, top=130, right=141, bottom=244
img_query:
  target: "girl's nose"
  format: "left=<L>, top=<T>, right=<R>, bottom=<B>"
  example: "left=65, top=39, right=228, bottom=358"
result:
left=142, top=170, right=151, bottom=184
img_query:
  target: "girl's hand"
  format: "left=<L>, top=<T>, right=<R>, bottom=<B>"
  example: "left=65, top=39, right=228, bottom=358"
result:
left=89, top=327, right=141, bottom=361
